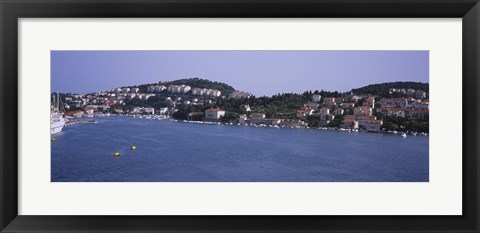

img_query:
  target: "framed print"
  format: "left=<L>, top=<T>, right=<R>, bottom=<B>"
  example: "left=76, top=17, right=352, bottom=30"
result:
left=1, top=0, right=479, bottom=232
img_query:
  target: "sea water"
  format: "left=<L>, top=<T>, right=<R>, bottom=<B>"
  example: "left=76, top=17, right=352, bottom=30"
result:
left=51, top=116, right=428, bottom=182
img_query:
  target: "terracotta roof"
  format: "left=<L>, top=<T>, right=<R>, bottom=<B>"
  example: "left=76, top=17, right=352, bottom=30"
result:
left=365, top=120, right=383, bottom=124
left=342, top=119, right=357, bottom=123
left=408, top=109, right=429, bottom=113
left=208, top=107, right=224, bottom=112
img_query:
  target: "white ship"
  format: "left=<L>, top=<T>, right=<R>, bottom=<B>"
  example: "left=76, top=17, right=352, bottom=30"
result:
left=51, top=93, right=66, bottom=135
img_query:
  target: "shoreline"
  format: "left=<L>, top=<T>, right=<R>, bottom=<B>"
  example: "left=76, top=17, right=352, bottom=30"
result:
left=69, top=114, right=428, bottom=138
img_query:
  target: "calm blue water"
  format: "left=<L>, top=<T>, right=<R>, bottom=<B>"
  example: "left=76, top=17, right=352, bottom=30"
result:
left=51, top=116, right=429, bottom=182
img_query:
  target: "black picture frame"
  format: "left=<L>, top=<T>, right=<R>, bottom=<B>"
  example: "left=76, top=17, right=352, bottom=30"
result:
left=1, top=0, right=479, bottom=232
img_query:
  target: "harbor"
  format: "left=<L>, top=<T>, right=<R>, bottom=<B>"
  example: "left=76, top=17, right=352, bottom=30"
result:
left=51, top=116, right=429, bottom=182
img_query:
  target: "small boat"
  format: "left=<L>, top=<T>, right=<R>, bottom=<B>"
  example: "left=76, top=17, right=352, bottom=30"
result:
left=401, top=133, right=407, bottom=138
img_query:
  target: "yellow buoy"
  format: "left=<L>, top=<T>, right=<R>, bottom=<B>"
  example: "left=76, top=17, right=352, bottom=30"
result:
left=131, top=145, right=136, bottom=150
left=114, top=152, right=120, bottom=157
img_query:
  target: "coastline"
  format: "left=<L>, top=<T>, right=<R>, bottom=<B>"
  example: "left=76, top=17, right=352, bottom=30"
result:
left=65, top=114, right=428, bottom=138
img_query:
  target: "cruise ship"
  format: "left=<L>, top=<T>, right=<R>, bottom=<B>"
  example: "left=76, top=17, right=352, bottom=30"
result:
left=51, top=93, right=66, bottom=135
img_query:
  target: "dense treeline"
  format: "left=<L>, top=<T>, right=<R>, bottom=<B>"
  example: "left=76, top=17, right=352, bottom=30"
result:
left=378, top=114, right=429, bottom=133
left=167, top=77, right=236, bottom=95
left=57, top=79, right=430, bottom=132
left=171, top=90, right=342, bottom=121
left=121, top=77, right=236, bottom=95
left=350, top=82, right=429, bottom=96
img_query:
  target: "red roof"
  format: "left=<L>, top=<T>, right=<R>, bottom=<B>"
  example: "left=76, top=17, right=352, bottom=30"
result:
left=409, top=109, right=429, bottom=113
left=208, top=107, right=224, bottom=112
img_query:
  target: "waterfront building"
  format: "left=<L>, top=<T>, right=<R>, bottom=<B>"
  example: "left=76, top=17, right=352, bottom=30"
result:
left=341, top=119, right=359, bottom=129
left=280, top=119, right=307, bottom=127
left=158, top=107, right=168, bottom=115
left=133, top=107, right=155, bottom=115
left=72, top=110, right=85, bottom=118
left=360, top=120, right=383, bottom=132
left=250, top=118, right=281, bottom=125
left=319, top=114, right=335, bottom=126
left=144, top=108, right=155, bottom=115
left=250, top=113, right=266, bottom=119
left=239, top=114, right=248, bottom=124
left=205, top=108, right=225, bottom=120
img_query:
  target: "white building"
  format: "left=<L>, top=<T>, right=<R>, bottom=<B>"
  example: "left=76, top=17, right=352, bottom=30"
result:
left=333, top=108, right=344, bottom=115
left=312, top=94, right=321, bottom=102
left=360, top=120, right=383, bottom=132
left=319, top=114, right=335, bottom=126
left=228, top=91, right=253, bottom=99
left=205, top=108, right=225, bottom=120
left=250, top=113, right=266, bottom=119
left=191, top=88, right=221, bottom=97
left=319, top=107, right=330, bottom=115
left=354, top=106, right=373, bottom=116
left=239, top=114, right=248, bottom=124
left=147, top=85, right=167, bottom=93
left=133, top=107, right=155, bottom=115
left=240, top=104, right=252, bottom=112
left=415, top=90, right=427, bottom=99
left=121, top=87, right=130, bottom=93
left=158, top=107, right=169, bottom=115
left=168, top=85, right=191, bottom=93
left=304, top=102, right=320, bottom=109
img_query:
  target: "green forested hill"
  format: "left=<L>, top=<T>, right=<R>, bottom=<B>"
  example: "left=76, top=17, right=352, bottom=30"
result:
left=350, top=82, right=429, bottom=95
left=166, top=78, right=236, bottom=95
left=129, top=78, right=236, bottom=95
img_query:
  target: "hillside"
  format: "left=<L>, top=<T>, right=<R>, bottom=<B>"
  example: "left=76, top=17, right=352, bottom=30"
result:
left=166, top=78, right=236, bottom=95
left=128, top=78, right=236, bottom=95
left=350, top=82, right=429, bottom=95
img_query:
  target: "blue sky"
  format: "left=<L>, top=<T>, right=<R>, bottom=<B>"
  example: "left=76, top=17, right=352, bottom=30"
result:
left=51, top=50, right=428, bottom=96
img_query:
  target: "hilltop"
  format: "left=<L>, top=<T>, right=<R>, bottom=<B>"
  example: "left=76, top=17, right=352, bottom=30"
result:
left=134, top=78, right=236, bottom=95
left=350, top=82, right=429, bottom=96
